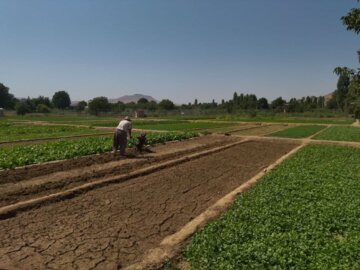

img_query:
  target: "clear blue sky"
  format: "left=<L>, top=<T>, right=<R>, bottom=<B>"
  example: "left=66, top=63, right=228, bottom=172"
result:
left=0, top=0, right=359, bottom=104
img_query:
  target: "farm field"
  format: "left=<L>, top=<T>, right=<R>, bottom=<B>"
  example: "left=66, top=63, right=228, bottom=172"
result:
left=267, top=125, right=326, bottom=138
left=1, top=113, right=360, bottom=270
left=230, top=124, right=289, bottom=136
left=0, top=122, right=108, bottom=142
left=0, top=140, right=298, bottom=269
left=184, top=144, right=360, bottom=270
left=313, top=126, right=360, bottom=142
left=0, top=132, right=198, bottom=169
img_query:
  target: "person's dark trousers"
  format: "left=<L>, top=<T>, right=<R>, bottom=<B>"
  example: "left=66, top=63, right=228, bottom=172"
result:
left=113, top=129, right=127, bottom=155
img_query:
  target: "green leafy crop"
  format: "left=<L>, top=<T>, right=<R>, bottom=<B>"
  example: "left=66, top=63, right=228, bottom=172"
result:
left=313, top=126, right=360, bottom=142
left=185, top=144, right=360, bottom=269
left=0, top=132, right=198, bottom=169
left=267, top=125, right=325, bottom=138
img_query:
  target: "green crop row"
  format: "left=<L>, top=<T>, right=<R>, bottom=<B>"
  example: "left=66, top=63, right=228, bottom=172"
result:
left=184, top=144, right=360, bottom=269
left=267, top=125, right=325, bottom=138
left=0, top=132, right=199, bottom=169
left=313, top=126, right=360, bottom=142
left=0, top=123, right=106, bottom=142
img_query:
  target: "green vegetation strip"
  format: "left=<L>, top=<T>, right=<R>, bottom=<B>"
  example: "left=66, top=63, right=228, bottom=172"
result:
left=313, top=126, right=360, bottom=142
left=0, top=132, right=198, bottom=169
left=0, top=123, right=105, bottom=142
left=91, top=120, right=232, bottom=131
left=185, top=144, right=360, bottom=269
left=267, top=125, right=325, bottom=138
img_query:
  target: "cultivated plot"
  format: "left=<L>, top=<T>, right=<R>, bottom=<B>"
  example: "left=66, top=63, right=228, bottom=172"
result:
left=313, top=126, right=360, bottom=142
left=267, top=125, right=326, bottom=138
left=231, top=124, right=289, bottom=136
left=0, top=140, right=298, bottom=269
left=184, top=144, right=360, bottom=270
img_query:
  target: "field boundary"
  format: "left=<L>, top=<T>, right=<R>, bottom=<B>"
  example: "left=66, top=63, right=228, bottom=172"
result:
left=124, top=142, right=306, bottom=270
left=0, top=139, right=249, bottom=220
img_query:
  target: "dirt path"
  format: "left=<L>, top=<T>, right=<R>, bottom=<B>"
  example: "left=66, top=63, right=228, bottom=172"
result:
left=0, top=135, right=239, bottom=207
left=0, top=140, right=298, bottom=270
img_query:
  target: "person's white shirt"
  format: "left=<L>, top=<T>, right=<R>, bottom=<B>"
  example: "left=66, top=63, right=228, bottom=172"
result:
left=116, top=120, right=132, bottom=132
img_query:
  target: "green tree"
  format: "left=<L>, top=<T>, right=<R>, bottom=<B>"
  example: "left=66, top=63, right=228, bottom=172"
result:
left=137, top=98, right=149, bottom=104
left=15, top=101, right=31, bottom=115
left=159, top=99, right=175, bottom=110
left=271, top=97, right=286, bottom=112
left=0, top=83, right=16, bottom=109
left=341, top=4, right=360, bottom=34
left=75, top=101, right=87, bottom=112
left=257, top=97, right=269, bottom=110
left=88, top=97, right=111, bottom=115
left=52, top=91, right=71, bottom=109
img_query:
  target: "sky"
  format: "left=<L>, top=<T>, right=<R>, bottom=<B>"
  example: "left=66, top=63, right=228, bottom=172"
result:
left=0, top=0, right=359, bottom=104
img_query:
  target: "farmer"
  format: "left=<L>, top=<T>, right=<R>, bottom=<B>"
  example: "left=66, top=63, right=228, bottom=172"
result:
left=113, top=116, right=132, bottom=155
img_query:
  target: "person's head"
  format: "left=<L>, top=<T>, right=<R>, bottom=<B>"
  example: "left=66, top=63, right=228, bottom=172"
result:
left=124, top=116, right=131, bottom=121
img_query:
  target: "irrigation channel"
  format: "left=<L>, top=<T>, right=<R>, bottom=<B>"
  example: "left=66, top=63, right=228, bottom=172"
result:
left=1, top=132, right=359, bottom=269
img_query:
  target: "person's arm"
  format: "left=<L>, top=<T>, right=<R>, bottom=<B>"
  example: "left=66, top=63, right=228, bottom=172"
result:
left=128, top=129, right=132, bottom=138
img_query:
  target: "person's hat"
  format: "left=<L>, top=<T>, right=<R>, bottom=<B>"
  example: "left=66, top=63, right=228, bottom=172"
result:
left=124, top=116, right=131, bottom=121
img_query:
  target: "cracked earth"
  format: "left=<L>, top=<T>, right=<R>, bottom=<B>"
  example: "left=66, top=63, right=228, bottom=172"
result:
left=0, top=140, right=298, bottom=269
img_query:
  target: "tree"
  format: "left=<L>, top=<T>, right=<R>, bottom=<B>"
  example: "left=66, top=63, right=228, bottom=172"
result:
left=271, top=97, right=286, bottom=112
left=158, top=99, right=175, bottom=110
left=15, top=101, right=31, bottom=115
left=88, top=97, right=111, bottom=115
left=0, top=83, right=16, bottom=109
left=75, top=101, right=87, bottom=112
left=257, top=97, right=269, bottom=110
left=33, top=96, right=52, bottom=108
left=52, top=91, right=71, bottom=109
left=137, top=98, right=149, bottom=104
left=341, top=5, right=360, bottom=34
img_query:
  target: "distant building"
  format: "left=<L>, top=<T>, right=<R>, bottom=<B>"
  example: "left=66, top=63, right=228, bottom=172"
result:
left=0, top=108, right=4, bottom=117
left=324, top=92, right=333, bottom=105
left=135, top=110, right=146, bottom=118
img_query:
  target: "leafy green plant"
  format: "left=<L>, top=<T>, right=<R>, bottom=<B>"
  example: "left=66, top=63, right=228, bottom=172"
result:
left=0, top=132, right=199, bottom=169
left=313, top=126, right=360, bottom=142
left=267, top=125, right=325, bottom=138
left=0, top=123, right=106, bottom=142
left=185, top=144, right=360, bottom=269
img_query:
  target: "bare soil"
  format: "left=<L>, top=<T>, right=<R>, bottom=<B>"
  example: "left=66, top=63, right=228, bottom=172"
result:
left=0, top=140, right=298, bottom=270
left=0, top=134, right=236, bottom=184
left=0, top=135, right=239, bottom=207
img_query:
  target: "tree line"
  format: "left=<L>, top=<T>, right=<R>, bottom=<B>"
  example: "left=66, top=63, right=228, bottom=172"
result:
left=331, top=1, right=360, bottom=119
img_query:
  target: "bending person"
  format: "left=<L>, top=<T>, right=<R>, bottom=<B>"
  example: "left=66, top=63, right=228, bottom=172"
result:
left=113, top=116, right=132, bottom=155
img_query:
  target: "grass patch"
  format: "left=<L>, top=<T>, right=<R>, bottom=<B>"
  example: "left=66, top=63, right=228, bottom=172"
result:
left=313, top=126, right=360, bottom=142
left=0, top=132, right=198, bottom=169
left=184, top=144, right=360, bottom=269
left=267, top=125, right=325, bottom=138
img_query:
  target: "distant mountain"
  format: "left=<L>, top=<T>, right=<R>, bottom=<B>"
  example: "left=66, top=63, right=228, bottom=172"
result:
left=109, top=94, right=158, bottom=104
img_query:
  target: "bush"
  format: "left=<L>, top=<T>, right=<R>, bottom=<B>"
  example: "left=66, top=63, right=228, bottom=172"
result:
left=36, top=104, right=51, bottom=113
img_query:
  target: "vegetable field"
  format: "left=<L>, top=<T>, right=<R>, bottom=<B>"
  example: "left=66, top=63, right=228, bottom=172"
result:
left=185, top=144, right=360, bottom=269
left=0, top=132, right=198, bottom=169
left=313, top=126, right=360, bottom=142
left=0, top=123, right=106, bottom=142
left=267, top=125, right=325, bottom=138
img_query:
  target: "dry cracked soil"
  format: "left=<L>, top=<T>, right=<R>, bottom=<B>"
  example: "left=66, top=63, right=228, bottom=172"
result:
left=0, top=139, right=298, bottom=270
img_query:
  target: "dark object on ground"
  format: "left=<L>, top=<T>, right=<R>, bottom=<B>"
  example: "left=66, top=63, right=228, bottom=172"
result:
left=136, top=133, right=147, bottom=152
left=224, top=133, right=231, bottom=136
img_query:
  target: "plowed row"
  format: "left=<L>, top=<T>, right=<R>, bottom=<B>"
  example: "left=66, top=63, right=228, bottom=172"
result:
left=0, top=139, right=298, bottom=270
